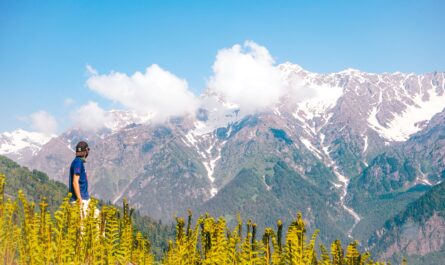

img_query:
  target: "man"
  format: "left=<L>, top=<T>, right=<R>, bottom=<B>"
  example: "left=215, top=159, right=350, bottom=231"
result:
left=69, top=141, right=95, bottom=218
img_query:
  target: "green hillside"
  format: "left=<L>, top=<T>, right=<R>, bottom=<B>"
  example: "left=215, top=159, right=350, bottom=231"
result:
left=0, top=155, right=67, bottom=211
left=198, top=160, right=351, bottom=244
left=0, top=155, right=174, bottom=258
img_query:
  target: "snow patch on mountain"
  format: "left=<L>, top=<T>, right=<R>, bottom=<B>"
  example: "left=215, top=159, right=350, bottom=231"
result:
left=0, top=129, right=55, bottom=155
left=294, top=84, right=343, bottom=121
left=363, top=135, right=368, bottom=153
left=262, top=175, right=272, bottom=191
left=185, top=131, right=199, bottom=147
left=320, top=132, right=361, bottom=237
left=105, top=110, right=152, bottom=132
left=183, top=122, right=225, bottom=198
left=368, top=85, right=445, bottom=141
left=415, top=167, right=433, bottom=186
left=191, top=120, right=214, bottom=136
left=203, top=141, right=225, bottom=198
left=278, top=62, right=305, bottom=75
left=300, top=138, right=323, bottom=159
left=293, top=114, right=316, bottom=136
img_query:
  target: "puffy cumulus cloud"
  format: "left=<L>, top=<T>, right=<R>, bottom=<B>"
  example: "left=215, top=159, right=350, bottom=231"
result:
left=28, top=111, right=58, bottom=135
left=71, top=102, right=111, bottom=131
left=207, top=41, right=286, bottom=112
left=284, top=74, right=318, bottom=103
left=86, top=65, right=199, bottom=122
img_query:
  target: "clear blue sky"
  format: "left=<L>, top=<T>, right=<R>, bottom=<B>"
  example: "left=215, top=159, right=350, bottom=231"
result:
left=1, top=0, right=444, bottom=133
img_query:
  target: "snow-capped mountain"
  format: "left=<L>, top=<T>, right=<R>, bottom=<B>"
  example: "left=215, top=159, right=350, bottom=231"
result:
left=275, top=63, right=445, bottom=180
left=0, top=129, right=55, bottom=161
left=105, top=109, right=152, bottom=132
left=278, top=62, right=445, bottom=143
left=3, top=63, right=445, bottom=262
left=0, top=110, right=151, bottom=158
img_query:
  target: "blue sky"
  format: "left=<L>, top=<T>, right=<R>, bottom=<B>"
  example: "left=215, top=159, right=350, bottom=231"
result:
left=1, top=0, right=444, bottom=133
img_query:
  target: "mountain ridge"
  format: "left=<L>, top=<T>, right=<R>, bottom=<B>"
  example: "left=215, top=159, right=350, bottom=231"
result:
left=3, top=63, right=445, bottom=260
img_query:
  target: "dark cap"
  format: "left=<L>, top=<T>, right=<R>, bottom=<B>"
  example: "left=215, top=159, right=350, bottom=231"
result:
left=75, top=141, right=89, bottom=152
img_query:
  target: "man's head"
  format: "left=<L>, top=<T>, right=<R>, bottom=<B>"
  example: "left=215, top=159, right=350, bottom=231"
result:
left=75, top=141, right=90, bottom=158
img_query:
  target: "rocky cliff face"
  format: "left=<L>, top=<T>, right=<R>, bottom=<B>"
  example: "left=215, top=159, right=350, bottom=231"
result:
left=367, top=181, right=445, bottom=264
left=381, top=212, right=445, bottom=258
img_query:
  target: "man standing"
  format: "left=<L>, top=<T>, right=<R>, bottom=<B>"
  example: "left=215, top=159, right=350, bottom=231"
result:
left=69, top=141, right=91, bottom=217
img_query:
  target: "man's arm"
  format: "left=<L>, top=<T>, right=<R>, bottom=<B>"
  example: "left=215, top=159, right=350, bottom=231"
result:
left=73, top=174, right=82, bottom=204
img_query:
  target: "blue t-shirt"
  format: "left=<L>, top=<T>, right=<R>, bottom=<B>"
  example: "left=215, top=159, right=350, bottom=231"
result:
left=69, top=157, right=90, bottom=202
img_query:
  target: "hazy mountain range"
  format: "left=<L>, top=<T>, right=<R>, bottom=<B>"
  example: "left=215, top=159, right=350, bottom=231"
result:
left=2, top=63, right=445, bottom=264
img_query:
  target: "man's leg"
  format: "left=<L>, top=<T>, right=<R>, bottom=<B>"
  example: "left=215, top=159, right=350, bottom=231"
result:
left=82, top=199, right=100, bottom=218
left=81, top=199, right=89, bottom=219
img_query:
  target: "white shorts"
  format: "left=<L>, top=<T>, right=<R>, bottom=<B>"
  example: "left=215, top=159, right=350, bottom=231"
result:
left=72, top=199, right=100, bottom=219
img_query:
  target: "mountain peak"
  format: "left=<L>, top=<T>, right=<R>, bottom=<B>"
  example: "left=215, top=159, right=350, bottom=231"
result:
left=105, top=109, right=152, bottom=132
left=278, top=62, right=306, bottom=73
left=339, top=68, right=362, bottom=75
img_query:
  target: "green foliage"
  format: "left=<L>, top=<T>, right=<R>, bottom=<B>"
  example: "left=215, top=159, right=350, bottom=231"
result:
left=200, top=162, right=350, bottom=244
left=216, top=115, right=259, bottom=140
left=0, top=155, right=67, bottom=211
left=0, top=154, right=175, bottom=259
left=351, top=152, right=418, bottom=197
left=397, top=181, right=445, bottom=224
left=351, top=188, right=425, bottom=242
left=162, top=209, right=392, bottom=265
left=0, top=173, right=399, bottom=264
left=348, top=151, right=430, bottom=241
left=330, top=137, right=363, bottom=178
left=0, top=173, right=154, bottom=264
left=142, top=141, right=155, bottom=153
left=269, top=128, right=293, bottom=145
left=132, top=210, right=175, bottom=258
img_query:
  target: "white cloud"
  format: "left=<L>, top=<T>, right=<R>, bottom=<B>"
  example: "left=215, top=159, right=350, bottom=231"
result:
left=71, top=102, right=111, bottom=131
left=86, top=64, right=199, bottom=122
left=207, top=41, right=286, bottom=112
left=28, top=111, right=58, bottom=135
left=86, top=64, right=98, bottom=75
